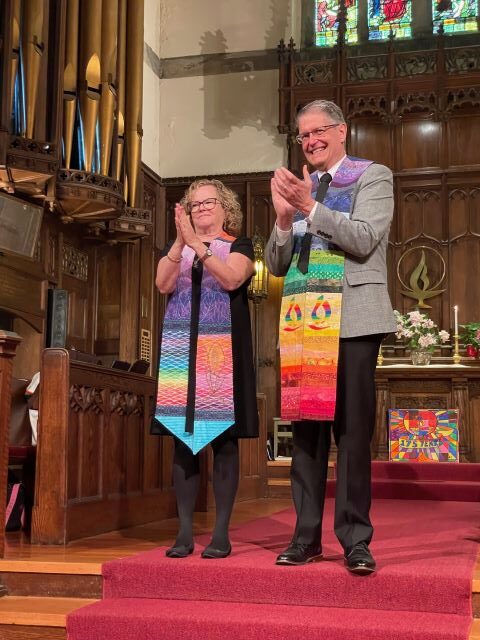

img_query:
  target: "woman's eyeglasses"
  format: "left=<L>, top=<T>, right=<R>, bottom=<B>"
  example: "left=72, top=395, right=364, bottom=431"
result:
left=187, top=198, right=221, bottom=214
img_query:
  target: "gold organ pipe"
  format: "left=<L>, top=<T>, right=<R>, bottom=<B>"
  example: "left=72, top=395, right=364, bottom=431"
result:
left=114, top=0, right=126, bottom=182
left=22, top=0, right=45, bottom=138
left=79, top=0, right=102, bottom=172
left=99, top=0, right=118, bottom=175
left=125, top=0, right=144, bottom=207
left=63, top=0, right=79, bottom=169
left=10, top=0, right=22, bottom=123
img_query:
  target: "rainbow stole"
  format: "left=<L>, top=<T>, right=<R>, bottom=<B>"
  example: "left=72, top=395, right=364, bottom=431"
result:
left=155, top=237, right=235, bottom=454
left=279, top=157, right=373, bottom=421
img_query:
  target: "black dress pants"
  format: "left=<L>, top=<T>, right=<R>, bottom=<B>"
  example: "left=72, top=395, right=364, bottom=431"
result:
left=290, top=333, right=383, bottom=553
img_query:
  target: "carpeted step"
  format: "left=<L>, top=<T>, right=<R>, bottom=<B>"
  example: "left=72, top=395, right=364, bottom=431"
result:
left=101, top=499, right=478, bottom=618
left=67, top=597, right=472, bottom=640
left=372, top=461, right=480, bottom=482
left=101, top=543, right=472, bottom=616
left=90, top=500, right=477, bottom=640
left=372, top=478, right=480, bottom=501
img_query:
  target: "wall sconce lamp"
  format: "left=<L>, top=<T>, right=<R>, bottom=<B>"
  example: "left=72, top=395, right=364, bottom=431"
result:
left=248, top=230, right=269, bottom=301
left=248, top=230, right=269, bottom=388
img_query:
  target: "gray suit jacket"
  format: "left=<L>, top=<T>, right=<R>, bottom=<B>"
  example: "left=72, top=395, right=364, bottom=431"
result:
left=266, top=162, right=397, bottom=338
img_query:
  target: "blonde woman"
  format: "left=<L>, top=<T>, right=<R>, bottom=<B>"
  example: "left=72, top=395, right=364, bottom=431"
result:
left=152, top=179, right=258, bottom=559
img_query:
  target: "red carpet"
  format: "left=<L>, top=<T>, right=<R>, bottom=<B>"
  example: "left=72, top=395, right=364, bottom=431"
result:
left=67, top=491, right=480, bottom=640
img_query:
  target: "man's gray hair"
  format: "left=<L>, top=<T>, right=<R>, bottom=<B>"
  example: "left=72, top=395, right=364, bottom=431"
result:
left=296, top=100, right=346, bottom=127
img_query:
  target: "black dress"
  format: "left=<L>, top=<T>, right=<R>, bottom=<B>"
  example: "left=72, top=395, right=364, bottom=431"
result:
left=151, top=236, right=259, bottom=440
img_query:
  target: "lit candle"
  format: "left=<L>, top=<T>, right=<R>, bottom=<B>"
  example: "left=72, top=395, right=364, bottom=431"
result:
left=454, top=305, right=458, bottom=336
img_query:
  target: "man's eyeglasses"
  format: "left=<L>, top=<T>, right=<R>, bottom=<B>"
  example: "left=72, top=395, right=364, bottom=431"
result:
left=295, top=123, right=340, bottom=145
left=188, top=198, right=221, bottom=214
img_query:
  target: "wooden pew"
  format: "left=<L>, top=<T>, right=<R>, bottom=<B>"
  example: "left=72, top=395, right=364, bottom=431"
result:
left=31, top=348, right=176, bottom=544
left=0, top=331, right=22, bottom=563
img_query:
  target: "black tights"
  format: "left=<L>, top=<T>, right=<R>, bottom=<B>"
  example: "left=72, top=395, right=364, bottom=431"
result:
left=172, top=433, right=239, bottom=550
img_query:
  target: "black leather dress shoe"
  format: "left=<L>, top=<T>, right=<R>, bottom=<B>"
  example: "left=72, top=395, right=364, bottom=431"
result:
left=201, top=543, right=232, bottom=559
left=345, top=542, right=376, bottom=575
left=275, top=542, right=322, bottom=566
left=165, top=543, right=194, bottom=558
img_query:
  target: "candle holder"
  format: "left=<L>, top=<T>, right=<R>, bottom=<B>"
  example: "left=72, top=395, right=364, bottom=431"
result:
left=377, top=344, right=384, bottom=366
left=452, top=334, right=461, bottom=365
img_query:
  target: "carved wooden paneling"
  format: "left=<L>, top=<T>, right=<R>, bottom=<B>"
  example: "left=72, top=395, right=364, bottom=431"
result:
left=62, top=244, right=88, bottom=282
left=447, top=112, right=480, bottom=167
left=46, top=228, right=57, bottom=280
left=95, top=246, right=122, bottom=357
left=470, top=382, right=480, bottom=399
left=397, top=119, right=442, bottom=170
left=390, top=395, right=449, bottom=409
left=347, top=56, right=387, bottom=82
left=445, top=47, right=480, bottom=74
left=446, top=87, right=480, bottom=112
left=389, top=380, right=452, bottom=393
left=68, top=385, right=105, bottom=500
left=32, top=349, right=175, bottom=544
left=65, top=284, right=89, bottom=350
left=348, top=119, right=391, bottom=167
left=452, top=377, right=471, bottom=459
left=392, top=183, right=446, bottom=320
left=296, top=60, right=334, bottom=85
left=448, top=185, right=480, bottom=331
left=395, top=51, right=437, bottom=78
left=119, top=243, right=141, bottom=363
left=471, top=396, right=480, bottom=465
left=399, top=189, right=443, bottom=244
left=373, top=381, right=389, bottom=460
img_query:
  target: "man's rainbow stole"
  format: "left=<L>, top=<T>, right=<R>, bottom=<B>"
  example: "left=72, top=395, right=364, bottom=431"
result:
left=155, top=236, right=235, bottom=453
left=279, top=157, right=373, bottom=421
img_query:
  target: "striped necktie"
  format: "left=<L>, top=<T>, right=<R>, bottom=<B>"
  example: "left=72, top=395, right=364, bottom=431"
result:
left=297, top=172, right=332, bottom=275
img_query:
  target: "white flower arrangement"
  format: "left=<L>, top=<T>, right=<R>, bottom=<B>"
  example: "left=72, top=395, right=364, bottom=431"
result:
left=394, top=310, right=450, bottom=351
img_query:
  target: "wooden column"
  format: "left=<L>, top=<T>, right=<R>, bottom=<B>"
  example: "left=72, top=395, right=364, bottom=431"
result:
left=0, top=331, right=22, bottom=561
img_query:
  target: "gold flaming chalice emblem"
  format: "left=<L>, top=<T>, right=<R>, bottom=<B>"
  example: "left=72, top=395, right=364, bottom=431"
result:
left=397, top=246, right=446, bottom=309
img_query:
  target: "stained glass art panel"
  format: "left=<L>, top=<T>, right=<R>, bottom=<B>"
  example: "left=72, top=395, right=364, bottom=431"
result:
left=433, top=0, right=478, bottom=35
left=315, top=0, right=358, bottom=47
left=368, top=0, right=412, bottom=41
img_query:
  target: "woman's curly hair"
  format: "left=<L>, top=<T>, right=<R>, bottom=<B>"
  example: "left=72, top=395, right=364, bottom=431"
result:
left=181, top=178, right=243, bottom=236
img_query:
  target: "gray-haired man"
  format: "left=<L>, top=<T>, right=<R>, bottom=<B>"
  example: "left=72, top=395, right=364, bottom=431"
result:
left=266, top=99, right=396, bottom=574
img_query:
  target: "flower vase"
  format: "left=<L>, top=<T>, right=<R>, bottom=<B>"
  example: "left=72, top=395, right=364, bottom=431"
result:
left=410, top=348, right=432, bottom=366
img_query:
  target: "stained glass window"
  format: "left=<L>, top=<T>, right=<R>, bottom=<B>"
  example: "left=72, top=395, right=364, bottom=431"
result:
left=315, top=1, right=358, bottom=47
left=368, top=0, right=412, bottom=41
left=432, top=0, right=478, bottom=35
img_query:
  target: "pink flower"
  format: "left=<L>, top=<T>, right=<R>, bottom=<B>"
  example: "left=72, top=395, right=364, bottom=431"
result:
left=419, top=334, right=437, bottom=348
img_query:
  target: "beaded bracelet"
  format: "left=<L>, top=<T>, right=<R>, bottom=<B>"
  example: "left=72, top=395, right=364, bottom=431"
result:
left=166, top=253, right=182, bottom=263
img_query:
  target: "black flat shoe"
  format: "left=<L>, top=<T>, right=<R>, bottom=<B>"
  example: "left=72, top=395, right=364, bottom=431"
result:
left=275, top=542, right=322, bottom=566
left=165, top=543, right=194, bottom=558
left=345, top=542, right=376, bottom=575
left=201, top=543, right=232, bottom=559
